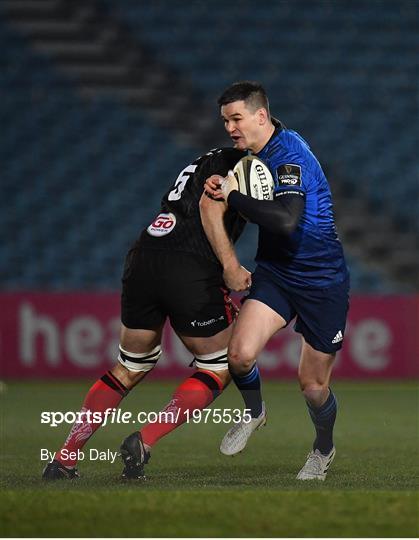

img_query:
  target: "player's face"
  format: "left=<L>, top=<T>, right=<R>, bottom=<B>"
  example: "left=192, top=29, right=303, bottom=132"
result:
left=221, top=101, right=266, bottom=153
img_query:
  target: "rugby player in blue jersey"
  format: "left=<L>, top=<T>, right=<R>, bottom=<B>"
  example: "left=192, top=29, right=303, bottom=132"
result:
left=203, top=81, right=350, bottom=481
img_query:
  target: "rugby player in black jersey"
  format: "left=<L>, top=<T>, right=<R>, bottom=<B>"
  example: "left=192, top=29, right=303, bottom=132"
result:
left=42, top=148, right=250, bottom=480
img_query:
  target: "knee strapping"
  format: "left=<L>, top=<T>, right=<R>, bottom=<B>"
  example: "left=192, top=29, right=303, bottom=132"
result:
left=193, top=348, right=228, bottom=372
left=118, top=344, right=161, bottom=372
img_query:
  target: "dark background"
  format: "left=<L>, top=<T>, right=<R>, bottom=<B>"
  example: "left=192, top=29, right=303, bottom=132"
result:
left=1, top=0, right=418, bottom=294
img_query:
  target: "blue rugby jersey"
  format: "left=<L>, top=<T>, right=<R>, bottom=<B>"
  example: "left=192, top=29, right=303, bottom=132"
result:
left=255, top=127, right=349, bottom=288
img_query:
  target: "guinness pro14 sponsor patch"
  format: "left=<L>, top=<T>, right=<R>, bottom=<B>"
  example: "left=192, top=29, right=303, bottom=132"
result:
left=276, top=164, right=302, bottom=187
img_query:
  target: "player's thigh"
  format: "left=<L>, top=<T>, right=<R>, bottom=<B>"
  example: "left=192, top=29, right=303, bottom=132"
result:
left=179, top=324, right=232, bottom=356
left=167, top=253, right=238, bottom=338
left=229, top=299, right=287, bottom=365
left=293, top=276, right=350, bottom=355
left=298, top=337, right=335, bottom=389
left=121, top=244, right=167, bottom=332
left=119, top=323, right=164, bottom=353
left=177, top=325, right=233, bottom=377
left=178, top=326, right=232, bottom=386
left=228, top=266, right=294, bottom=365
left=164, top=253, right=237, bottom=374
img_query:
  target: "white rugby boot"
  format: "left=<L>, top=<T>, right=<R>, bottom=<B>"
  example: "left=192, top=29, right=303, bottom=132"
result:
left=220, top=403, right=266, bottom=456
left=296, top=447, right=336, bottom=481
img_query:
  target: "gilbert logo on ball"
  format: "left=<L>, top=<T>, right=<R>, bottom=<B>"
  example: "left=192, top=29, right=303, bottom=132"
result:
left=147, top=212, right=177, bottom=237
left=233, top=155, right=274, bottom=200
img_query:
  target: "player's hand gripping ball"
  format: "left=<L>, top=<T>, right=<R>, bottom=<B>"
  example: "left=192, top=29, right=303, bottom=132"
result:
left=220, top=170, right=239, bottom=200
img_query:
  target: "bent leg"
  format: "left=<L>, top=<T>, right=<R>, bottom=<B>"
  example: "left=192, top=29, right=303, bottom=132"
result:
left=228, top=299, right=286, bottom=418
left=216, top=300, right=286, bottom=455
left=53, top=324, right=163, bottom=469
left=298, top=338, right=335, bottom=405
left=139, top=326, right=233, bottom=449
left=228, top=299, right=287, bottom=374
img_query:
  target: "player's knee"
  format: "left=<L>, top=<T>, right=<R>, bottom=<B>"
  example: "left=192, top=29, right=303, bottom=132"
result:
left=300, top=382, right=329, bottom=408
left=111, top=363, right=145, bottom=388
left=228, top=343, right=256, bottom=374
left=117, top=344, right=161, bottom=374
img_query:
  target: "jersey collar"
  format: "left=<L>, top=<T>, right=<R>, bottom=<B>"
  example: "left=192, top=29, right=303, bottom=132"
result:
left=256, top=118, right=285, bottom=159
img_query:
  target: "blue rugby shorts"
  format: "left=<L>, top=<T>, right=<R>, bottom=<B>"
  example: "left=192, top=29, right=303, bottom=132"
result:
left=246, top=266, right=350, bottom=354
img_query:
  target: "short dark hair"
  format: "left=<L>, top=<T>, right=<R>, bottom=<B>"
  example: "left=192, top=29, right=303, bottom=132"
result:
left=217, top=81, right=270, bottom=116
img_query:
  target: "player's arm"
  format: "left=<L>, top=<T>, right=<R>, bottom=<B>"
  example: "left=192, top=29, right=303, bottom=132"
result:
left=204, top=170, right=304, bottom=236
left=199, top=187, right=251, bottom=292
left=227, top=190, right=305, bottom=235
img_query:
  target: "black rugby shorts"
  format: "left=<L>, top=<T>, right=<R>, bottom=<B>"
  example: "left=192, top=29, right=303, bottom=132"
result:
left=121, top=247, right=238, bottom=337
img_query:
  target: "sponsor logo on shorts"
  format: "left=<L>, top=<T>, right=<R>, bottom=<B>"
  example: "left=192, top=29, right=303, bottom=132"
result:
left=191, top=315, right=224, bottom=327
left=332, top=330, right=343, bottom=344
left=147, top=212, right=176, bottom=237
left=277, top=164, right=302, bottom=186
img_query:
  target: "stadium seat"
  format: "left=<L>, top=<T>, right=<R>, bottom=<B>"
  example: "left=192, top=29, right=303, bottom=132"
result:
left=1, top=0, right=417, bottom=292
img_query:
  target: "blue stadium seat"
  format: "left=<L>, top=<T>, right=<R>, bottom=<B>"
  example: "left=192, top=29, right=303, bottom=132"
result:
left=1, top=0, right=417, bottom=292
left=99, top=0, right=417, bottom=243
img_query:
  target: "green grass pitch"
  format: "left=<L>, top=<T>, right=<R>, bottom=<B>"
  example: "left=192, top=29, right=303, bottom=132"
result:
left=1, top=380, right=418, bottom=537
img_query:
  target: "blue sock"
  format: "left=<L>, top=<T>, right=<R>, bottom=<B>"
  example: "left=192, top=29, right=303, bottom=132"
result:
left=231, top=364, right=263, bottom=418
left=306, top=389, right=337, bottom=455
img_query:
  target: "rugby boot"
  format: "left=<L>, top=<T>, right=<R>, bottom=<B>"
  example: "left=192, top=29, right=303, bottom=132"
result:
left=296, top=447, right=336, bottom=481
left=42, top=459, right=79, bottom=480
left=220, top=402, right=267, bottom=456
left=120, top=431, right=150, bottom=480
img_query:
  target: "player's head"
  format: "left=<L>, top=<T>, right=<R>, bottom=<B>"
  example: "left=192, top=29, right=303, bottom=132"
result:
left=218, top=81, right=274, bottom=153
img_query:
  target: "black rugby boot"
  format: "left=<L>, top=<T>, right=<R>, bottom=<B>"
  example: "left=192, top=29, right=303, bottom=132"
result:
left=42, top=459, right=80, bottom=480
left=120, top=432, right=150, bottom=480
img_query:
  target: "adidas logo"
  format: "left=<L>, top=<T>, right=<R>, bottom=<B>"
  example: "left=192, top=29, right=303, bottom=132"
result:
left=332, top=330, right=343, bottom=344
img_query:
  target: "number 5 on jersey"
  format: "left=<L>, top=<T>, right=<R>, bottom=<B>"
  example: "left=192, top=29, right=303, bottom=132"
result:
left=168, top=164, right=198, bottom=201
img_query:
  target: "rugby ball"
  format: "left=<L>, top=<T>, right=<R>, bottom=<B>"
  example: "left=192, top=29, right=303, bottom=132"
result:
left=233, top=155, right=274, bottom=200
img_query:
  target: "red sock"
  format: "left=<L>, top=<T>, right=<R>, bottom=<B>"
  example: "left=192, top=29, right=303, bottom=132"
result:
left=141, top=371, right=223, bottom=448
left=56, top=371, right=128, bottom=467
